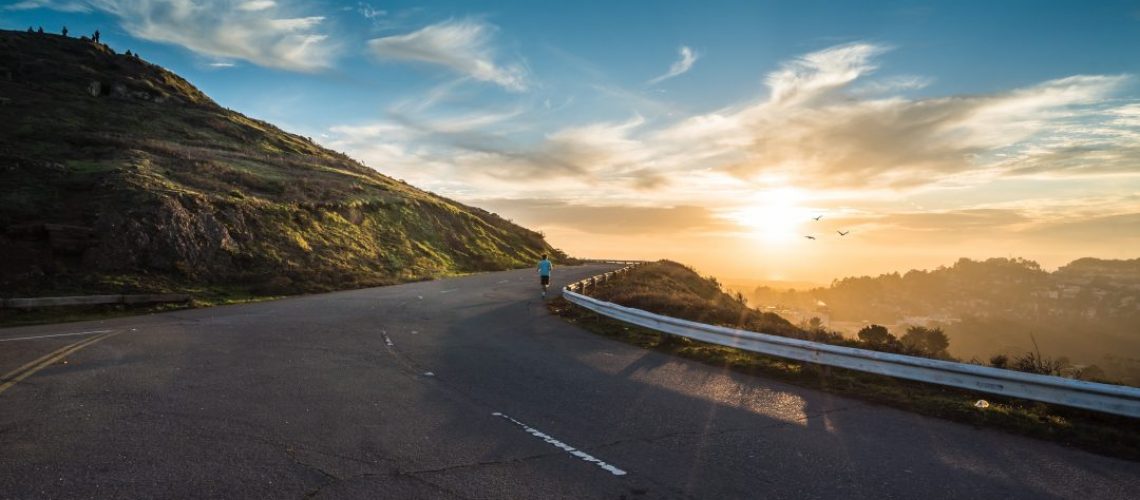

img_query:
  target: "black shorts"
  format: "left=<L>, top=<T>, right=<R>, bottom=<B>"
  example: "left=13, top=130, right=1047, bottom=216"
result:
left=540, top=275, right=550, bottom=285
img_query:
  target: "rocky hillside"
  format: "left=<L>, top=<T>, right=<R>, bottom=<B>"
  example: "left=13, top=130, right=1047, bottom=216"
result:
left=0, top=30, right=565, bottom=297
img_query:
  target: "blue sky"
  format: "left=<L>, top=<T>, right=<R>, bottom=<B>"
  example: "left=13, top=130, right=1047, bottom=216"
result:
left=4, top=1, right=1139, bottom=283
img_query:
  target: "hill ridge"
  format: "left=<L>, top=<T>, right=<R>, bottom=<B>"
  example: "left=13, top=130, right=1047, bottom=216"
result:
left=0, top=29, right=565, bottom=297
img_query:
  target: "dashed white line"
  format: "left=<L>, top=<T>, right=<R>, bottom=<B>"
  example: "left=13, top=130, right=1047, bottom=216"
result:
left=491, top=412, right=627, bottom=476
left=440, top=289, right=458, bottom=294
left=0, top=329, right=113, bottom=343
left=497, top=280, right=510, bottom=284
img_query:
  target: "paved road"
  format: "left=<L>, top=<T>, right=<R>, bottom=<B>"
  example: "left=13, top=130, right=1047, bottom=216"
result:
left=1, top=264, right=1137, bottom=499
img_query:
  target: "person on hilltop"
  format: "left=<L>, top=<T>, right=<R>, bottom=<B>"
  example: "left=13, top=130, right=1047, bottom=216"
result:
left=537, top=254, right=553, bottom=298
left=93, top=29, right=100, bottom=43
left=27, top=27, right=33, bottom=33
left=37, top=27, right=44, bottom=34
left=61, top=26, right=68, bottom=37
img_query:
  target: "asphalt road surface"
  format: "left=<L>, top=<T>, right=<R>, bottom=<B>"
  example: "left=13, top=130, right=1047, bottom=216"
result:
left=1, top=264, right=1137, bottom=499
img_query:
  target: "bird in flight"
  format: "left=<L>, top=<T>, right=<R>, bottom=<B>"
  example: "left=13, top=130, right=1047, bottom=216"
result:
left=837, top=230, right=849, bottom=236
left=804, top=235, right=816, bottom=240
left=812, top=215, right=823, bottom=221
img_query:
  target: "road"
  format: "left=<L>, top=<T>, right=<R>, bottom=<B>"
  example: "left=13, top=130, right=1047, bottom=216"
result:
left=1, top=264, right=1137, bottom=499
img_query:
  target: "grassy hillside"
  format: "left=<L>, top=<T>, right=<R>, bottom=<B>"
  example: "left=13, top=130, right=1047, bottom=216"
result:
left=0, top=30, right=566, bottom=298
left=586, top=260, right=825, bottom=340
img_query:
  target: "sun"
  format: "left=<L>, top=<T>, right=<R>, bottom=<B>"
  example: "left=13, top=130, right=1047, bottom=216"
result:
left=728, top=188, right=811, bottom=243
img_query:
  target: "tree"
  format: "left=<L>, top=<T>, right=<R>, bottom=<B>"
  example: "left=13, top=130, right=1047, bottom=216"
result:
left=808, top=317, right=823, bottom=330
left=857, top=324, right=894, bottom=347
left=901, top=326, right=950, bottom=358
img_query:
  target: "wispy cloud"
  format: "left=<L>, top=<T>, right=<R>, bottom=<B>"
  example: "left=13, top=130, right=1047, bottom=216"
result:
left=472, top=199, right=735, bottom=235
left=327, top=40, right=1138, bottom=216
left=648, top=46, right=699, bottom=85
left=4, top=0, right=90, bottom=12
left=47, top=0, right=340, bottom=71
left=367, top=19, right=528, bottom=91
left=237, top=0, right=275, bottom=12
left=652, top=43, right=1137, bottom=188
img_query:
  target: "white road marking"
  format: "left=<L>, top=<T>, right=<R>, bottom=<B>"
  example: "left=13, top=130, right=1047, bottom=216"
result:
left=0, top=329, right=113, bottom=343
left=491, top=412, right=627, bottom=476
left=497, top=280, right=510, bottom=284
left=411, top=330, right=418, bottom=335
left=382, top=330, right=394, bottom=347
left=440, top=289, right=458, bottom=294
left=423, top=372, right=435, bottom=377
left=417, top=296, right=423, bottom=300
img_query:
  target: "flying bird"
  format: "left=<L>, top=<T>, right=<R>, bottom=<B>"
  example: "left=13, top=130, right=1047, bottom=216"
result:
left=837, top=230, right=849, bottom=236
left=812, top=215, right=823, bottom=221
left=804, top=235, right=816, bottom=240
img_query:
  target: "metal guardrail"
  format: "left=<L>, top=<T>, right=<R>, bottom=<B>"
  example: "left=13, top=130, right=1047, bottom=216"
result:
left=1, top=294, right=191, bottom=309
left=562, top=264, right=1140, bottom=418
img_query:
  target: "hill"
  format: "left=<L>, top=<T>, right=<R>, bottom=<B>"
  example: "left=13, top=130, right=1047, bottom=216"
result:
left=585, top=261, right=810, bottom=339
left=749, top=257, right=1140, bottom=383
left=0, top=30, right=565, bottom=298
left=579, top=260, right=959, bottom=359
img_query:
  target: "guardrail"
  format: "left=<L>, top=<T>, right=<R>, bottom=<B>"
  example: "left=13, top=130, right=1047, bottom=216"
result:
left=580, top=259, right=648, bottom=266
left=1, top=294, right=191, bottom=309
left=562, top=264, right=1140, bottom=418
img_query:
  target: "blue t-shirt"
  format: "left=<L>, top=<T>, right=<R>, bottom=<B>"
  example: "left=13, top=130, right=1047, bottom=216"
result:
left=537, top=259, right=552, bottom=276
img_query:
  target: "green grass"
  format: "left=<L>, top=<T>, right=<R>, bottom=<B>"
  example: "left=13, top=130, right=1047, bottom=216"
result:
left=0, top=302, right=193, bottom=327
left=0, top=29, right=570, bottom=299
left=550, top=263, right=1140, bottom=461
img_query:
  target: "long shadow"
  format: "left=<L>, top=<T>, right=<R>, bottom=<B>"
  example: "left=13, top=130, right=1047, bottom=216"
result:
left=409, top=271, right=1140, bottom=499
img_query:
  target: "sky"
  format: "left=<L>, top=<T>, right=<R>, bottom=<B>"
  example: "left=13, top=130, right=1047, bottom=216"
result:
left=4, top=0, right=1140, bottom=287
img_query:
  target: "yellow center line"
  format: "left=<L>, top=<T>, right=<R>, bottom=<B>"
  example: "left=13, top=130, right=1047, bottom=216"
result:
left=0, top=330, right=124, bottom=398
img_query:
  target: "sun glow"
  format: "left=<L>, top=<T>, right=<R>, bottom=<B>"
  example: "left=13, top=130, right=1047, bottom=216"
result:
left=728, top=188, right=813, bottom=243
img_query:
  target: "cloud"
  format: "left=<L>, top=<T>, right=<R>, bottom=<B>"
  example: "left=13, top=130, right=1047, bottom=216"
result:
left=367, top=19, right=527, bottom=91
left=328, top=41, right=1138, bottom=215
left=652, top=44, right=1137, bottom=188
left=844, top=209, right=1031, bottom=232
left=72, top=0, right=337, bottom=71
left=1024, top=212, right=1140, bottom=241
left=648, top=45, right=699, bottom=85
left=324, top=110, right=665, bottom=192
left=237, top=0, right=274, bottom=12
left=4, top=0, right=90, bottom=12
left=471, top=199, right=736, bottom=235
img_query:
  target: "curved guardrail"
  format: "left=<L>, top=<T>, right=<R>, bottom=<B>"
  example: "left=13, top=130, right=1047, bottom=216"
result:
left=563, top=264, right=1140, bottom=418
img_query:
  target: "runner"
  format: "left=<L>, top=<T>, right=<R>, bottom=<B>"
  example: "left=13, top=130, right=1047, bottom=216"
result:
left=537, top=254, right=553, bottom=298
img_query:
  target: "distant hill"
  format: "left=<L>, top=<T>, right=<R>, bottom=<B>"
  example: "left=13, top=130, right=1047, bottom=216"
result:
left=749, top=257, right=1140, bottom=383
left=0, top=30, right=565, bottom=297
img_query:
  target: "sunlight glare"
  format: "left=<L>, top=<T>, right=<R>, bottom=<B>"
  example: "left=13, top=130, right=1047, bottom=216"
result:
left=729, top=187, right=812, bottom=243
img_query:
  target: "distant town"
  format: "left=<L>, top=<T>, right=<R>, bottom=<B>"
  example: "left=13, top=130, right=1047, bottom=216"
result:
left=745, top=257, right=1140, bottom=383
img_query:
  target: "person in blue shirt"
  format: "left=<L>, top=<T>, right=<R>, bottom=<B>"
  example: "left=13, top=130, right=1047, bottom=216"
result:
left=537, top=255, right=553, bottom=298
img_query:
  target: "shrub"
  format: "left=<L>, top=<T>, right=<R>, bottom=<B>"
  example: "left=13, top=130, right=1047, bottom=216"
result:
left=901, top=326, right=951, bottom=359
left=1010, top=351, right=1068, bottom=376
